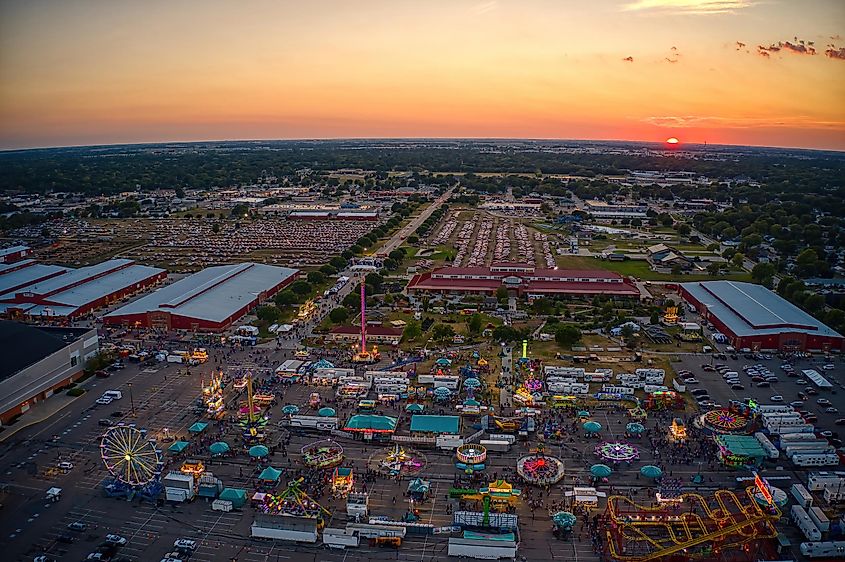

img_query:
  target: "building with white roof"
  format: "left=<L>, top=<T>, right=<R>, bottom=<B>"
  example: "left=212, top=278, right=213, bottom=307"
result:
left=103, top=262, right=299, bottom=331
left=0, top=259, right=166, bottom=320
left=680, top=280, right=843, bottom=352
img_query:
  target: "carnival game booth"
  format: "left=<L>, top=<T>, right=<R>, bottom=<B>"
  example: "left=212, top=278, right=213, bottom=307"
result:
left=409, top=414, right=461, bottom=436
left=714, top=435, right=767, bottom=468
left=343, top=414, right=398, bottom=441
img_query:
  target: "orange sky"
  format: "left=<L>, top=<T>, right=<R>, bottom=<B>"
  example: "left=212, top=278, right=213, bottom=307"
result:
left=1, top=0, right=844, bottom=150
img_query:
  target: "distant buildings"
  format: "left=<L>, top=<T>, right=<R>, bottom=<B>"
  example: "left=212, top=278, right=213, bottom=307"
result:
left=646, top=244, right=693, bottom=271
left=407, top=263, right=640, bottom=299
left=584, top=200, right=648, bottom=221
left=680, top=280, right=843, bottom=352
left=0, top=258, right=166, bottom=320
left=0, top=245, right=32, bottom=264
left=104, top=263, right=298, bottom=331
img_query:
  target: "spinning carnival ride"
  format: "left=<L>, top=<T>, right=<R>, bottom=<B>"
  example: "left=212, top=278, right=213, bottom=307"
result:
left=202, top=372, right=225, bottom=420
left=595, top=441, right=640, bottom=464
left=301, top=440, right=344, bottom=469
left=259, top=477, right=331, bottom=522
left=455, top=444, right=487, bottom=474
left=517, top=451, right=566, bottom=485
left=604, top=487, right=781, bottom=562
left=369, top=444, right=425, bottom=476
left=100, top=426, right=163, bottom=498
left=700, top=408, right=750, bottom=433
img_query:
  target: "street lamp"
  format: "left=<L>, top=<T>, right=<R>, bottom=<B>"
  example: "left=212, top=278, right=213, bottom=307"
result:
left=128, top=382, right=135, bottom=416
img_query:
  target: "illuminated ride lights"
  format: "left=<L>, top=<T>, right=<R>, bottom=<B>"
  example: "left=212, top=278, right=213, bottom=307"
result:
left=516, top=453, right=565, bottom=485
left=595, top=441, right=640, bottom=464
left=100, top=426, right=162, bottom=487
left=300, top=440, right=344, bottom=469
left=369, top=444, right=426, bottom=476
left=701, top=408, right=750, bottom=433
left=259, top=477, right=330, bottom=521
left=455, top=444, right=487, bottom=474
left=603, top=487, right=781, bottom=562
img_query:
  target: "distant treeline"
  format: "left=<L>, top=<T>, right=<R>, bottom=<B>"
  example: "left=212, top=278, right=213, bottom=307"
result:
left=0, top=140, right=842, bottom=194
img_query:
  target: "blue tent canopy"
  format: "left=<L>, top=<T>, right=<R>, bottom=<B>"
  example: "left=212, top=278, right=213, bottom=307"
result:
left=249, top=445, right=270, bottom=458
left=209, top=441, right=230, bottom=455
left=168, top=441, right=189, bottom=453
left=318, top=407, right=336, bottom=417
left=590, top=464, right=612, bottom=478
left=258, top=466, right=282, bottom=481
left=583, top=421, right=602, bottom=433
left=188, top=422, right=208, bottom=433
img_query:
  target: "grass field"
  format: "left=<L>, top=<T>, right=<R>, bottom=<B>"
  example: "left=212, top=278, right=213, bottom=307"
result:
left=554, top=254, right=751, bottom=282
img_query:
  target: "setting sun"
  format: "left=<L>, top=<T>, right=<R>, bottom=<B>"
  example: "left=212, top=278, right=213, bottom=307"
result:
left=666, top=137, right=679, bottom=144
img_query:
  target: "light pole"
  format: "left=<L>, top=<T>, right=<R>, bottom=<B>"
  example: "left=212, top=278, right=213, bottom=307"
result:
left=128, top=382, right=135, bottom=416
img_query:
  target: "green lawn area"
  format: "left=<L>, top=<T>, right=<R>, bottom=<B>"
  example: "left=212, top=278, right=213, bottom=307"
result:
left=596, top=258, right=752, bottom=282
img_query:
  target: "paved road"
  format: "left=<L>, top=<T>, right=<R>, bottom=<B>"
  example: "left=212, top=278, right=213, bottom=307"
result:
left=377, top=187, right=454, bottom=256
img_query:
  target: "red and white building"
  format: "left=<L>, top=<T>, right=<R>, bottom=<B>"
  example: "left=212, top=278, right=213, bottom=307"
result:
left=0, top=258, right=166, bottom=320
left=680, top=280, right=843, bottom=352
left=0, top=245, right=32, bottom=264
left=104, top=262, right=299, bottom=332
left=407, top=263, right=640, bottom=299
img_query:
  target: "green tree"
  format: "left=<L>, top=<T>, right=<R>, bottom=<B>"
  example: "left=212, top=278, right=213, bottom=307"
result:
left=274, top=290, right=298, bottom=307
left=290, top=280, right=312, bottom=296
left=466, top=313, right=483, bottom=335
left=211, top=222, right=220, bottom=234
left=803, top=294, right=825, bottom=314
left=650, top=311, right=659, bottom=325
left=555, top=325, right=582, bottom=347
left=256, top=305, right=280, bottom=323
left=677, top=223, right=691, bottom=237
left=751, top=262, right=776, bottom=283
left=495, top=286, right=509, bottom=302
left=432, top=324, right=455, bottom=342
left=307, top=271, right=326, bottom=285
left=492, top=325, right=523, bottom=343
left=329, top=307, right=349, bottom=324
left=231, top=203, right=249, bottom=217
left=402, top=320, right=422, bottom=341
left=706, top=262, right=722, bottom=276
left=731, top=252, right=745, bottom=267
left=330, top=256, right=348, bottom=270
left=319, top=264, right=337, bottom=276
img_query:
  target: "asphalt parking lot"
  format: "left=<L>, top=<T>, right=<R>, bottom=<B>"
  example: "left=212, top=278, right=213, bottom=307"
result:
left=672, top=353, right=845, bottom=429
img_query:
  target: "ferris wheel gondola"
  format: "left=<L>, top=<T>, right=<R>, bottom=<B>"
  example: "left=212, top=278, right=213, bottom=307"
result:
left=100, top=426, right=163, bottom=486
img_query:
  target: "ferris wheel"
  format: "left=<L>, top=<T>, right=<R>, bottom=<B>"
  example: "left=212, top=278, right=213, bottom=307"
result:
left=100, top=426, right=162, bottom=486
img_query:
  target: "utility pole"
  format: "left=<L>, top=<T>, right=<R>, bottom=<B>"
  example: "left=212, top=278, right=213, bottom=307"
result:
left=128, top=382, right=135, bottom=416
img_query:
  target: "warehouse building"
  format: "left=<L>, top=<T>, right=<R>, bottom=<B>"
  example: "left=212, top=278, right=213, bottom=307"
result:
left=0, top=258, right=166, bottom=320
left=680, top=280, right=843, bottom=352
left=103, top=262, right=299, bottom=331
left=0, top=245, right=32, bottom=264
left=407, top=264, right=640, bottom=299
left=0, top=321, right=99, bottom=425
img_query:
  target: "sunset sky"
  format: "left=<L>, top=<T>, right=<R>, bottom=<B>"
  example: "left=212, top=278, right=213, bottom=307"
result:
left=1, top=0, right=844, bottom=150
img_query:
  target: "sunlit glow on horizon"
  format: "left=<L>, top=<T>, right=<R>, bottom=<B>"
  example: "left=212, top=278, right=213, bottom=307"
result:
left=0, top=0, right=843, bottom=150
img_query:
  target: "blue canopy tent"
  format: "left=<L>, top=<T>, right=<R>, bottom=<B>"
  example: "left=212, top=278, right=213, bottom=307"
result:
left=249, top=445, right=270, bottom=458
left=590, top=464, right=612, bottom=478
left=188, top=422, right=208, bottom=433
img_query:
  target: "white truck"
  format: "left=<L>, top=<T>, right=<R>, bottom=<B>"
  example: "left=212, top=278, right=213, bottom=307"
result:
left=322, top=527, right=360, bottom=549
left=212, top=499, right=233, bottom=512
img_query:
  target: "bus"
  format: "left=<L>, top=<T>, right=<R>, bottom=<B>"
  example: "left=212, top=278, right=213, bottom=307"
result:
left=357, top=400, right=377, bottom=411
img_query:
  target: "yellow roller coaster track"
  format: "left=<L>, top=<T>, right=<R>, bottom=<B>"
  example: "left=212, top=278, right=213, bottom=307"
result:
left=605, top=487, right=781, bottom=561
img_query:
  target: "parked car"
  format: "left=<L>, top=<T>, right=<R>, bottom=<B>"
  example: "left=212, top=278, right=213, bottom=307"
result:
left=104, top=534, right=127, bottom=546
left=770, top=395, right=784, bottom=402
left=731, top=384, right=745, bottom=390
left=756, top=382, right=770, bottom=388
left=173, top=539, right=197, bottom=551
left=95, top=397, right=113, bottom=405
left=790, top=401, right=804, bottom=408
left=57, top=461, right=74, bottom=470
left=826, top=407, right=839, bottom=414
left=95, top=370, right=110, bottom=378
left=835, top=418, right=845, bottom=425
left=817, top=398, right=832, bottom=406
left=68, top=521, right=87, bottom=532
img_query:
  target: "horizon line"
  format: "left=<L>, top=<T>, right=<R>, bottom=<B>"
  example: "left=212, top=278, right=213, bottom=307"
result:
left=1, top=136, right=843, bottom=155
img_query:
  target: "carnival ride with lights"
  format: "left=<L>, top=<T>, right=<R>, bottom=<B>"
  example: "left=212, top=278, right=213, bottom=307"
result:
left=517, top=451, right=565, bottom=485
left=596, top=441, right=640, bottom=464
left=449, top=479, right=521, bottom=528
left=202, top=372, right=225, bottom=420
left=100, top=426, right=164, bottom=499
left=699, top=408, right=751, bottom=433
left=301, top=440, right=344, bottom=469
left=455, top=444, right=487, bottom=474
left=308, top=392, right=321, bottom=408
left=662, top=306, right=679, bottom=325
left=369, top=444, right=425, bottom=476
left=331, top=467, right=354, bottom=497
left=669, top=418, right=688, bottom=443
left=237, top=373, right=268, bottom=442
left=259, top=477, right=331, bottom=523
left=352, top=283, right=380, bottom=363
left=603, top=486, right=781, bottom=562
